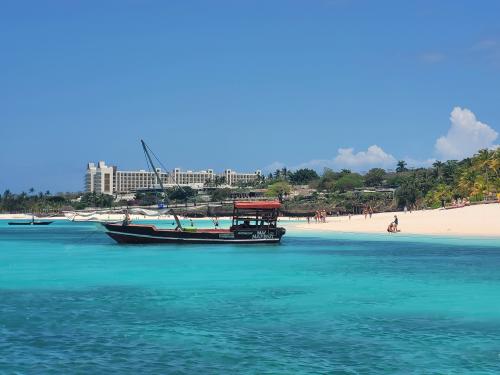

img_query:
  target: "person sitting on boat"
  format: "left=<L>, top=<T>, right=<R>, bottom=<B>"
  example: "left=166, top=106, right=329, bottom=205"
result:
left=122, top=210, right=131, bottom=226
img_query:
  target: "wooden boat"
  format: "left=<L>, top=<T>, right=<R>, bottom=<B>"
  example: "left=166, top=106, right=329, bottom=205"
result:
left=103, top=140, right=285, bottom=244
left=103, top=201, right=286, bottom=244
left=8, top=220, right=53, bottom=226
left=8, top=214, right=54, bottom=226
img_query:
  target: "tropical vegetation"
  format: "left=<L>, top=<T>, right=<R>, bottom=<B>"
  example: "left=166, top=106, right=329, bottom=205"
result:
left=1, top=149, right=498, bottom=214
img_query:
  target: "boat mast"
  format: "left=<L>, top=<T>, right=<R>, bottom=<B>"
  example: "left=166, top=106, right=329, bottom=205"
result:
left=141, top=139, right=183, bottom=230
left=141, top=139, right=166, bottom=194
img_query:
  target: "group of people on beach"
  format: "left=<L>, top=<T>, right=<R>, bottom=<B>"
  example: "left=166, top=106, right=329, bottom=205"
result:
left=362, top=206, right=373, bottom=219
left=307, top=210, right=328, bottom=223
left=440, top=197, right=471, bottom=209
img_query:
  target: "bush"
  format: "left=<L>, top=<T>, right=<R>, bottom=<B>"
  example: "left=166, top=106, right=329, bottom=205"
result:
left=334, top=173, right=364, bottom=192
left=210, top=188, right=232, bottom=201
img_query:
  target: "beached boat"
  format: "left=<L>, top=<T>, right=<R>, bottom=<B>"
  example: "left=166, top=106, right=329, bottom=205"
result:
left=103, top=201, right=286, bottom=244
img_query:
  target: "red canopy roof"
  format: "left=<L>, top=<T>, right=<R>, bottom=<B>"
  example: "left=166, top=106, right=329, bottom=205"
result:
left=234, top=201, right=281, bottom=209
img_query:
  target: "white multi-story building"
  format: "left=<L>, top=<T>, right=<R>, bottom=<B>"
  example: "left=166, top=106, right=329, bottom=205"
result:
left=224, top=169, right=262, bottom=186
left=85, top=161, right=114, bottom=195
left=85, top=162, right=262, bottom=194
left=172, top=168, right=214, bottom=186
left=115, top=169, right=169, bottom=193
left=85, top=163, right=97, bottom=193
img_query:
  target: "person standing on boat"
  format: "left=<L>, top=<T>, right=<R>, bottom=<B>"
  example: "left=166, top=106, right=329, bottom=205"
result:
left=123, top=210, right=131, bottom=226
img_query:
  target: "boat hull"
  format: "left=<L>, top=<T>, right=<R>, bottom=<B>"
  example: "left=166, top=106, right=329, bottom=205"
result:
left=8, top=221, right=54, bottom=226
left=103, top=223, right=285, bottom=244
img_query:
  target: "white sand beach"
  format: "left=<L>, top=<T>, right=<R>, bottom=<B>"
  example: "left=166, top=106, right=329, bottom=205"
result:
left=288, top=203, right=500, bottom=237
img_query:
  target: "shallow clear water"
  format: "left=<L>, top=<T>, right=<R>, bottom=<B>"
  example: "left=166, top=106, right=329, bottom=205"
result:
left=1, top=220, right=500, bottom=374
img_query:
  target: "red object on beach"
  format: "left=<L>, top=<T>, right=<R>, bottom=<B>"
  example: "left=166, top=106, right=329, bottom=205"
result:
left=233, top=201, right=281, bottom=209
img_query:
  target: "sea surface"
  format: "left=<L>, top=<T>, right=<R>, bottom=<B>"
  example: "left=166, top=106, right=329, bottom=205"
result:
left=1, top=220, right=500, bottom=374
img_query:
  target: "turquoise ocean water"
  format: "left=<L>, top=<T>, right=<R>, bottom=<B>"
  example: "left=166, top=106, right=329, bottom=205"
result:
left=1, top=219, right=500, bottom=374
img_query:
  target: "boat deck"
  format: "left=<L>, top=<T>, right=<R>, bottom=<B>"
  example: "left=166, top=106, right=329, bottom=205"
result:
left=123, top=224, right=231, bottom=233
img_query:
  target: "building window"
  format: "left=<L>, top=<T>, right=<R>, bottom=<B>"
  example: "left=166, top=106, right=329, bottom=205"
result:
left=104, top=173, right=111, bottom=192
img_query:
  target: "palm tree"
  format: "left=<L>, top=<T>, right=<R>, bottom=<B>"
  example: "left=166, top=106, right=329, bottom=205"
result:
left=214, top=176, right=226, bottom=187
left=473, top=149, right=495, bottom=195
left=3, top=190, right=11, bottom=199
left=396, top=160, right=408, bottom=173
left=471, top=176, right=488, bottom=199
left=457, top=169, right=475, bottom=196
left=432, top=160, right=444, bottom=179
left=29, top=187, right=35, bottom=195
left=281, top=167, right=288, bottom=180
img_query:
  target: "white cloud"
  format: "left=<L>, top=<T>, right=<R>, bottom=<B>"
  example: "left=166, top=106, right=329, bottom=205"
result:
left=334, top=145, right=396, bottom=168
left=435, top=107, right=498, bottom=159
left=292, top=145, right=396, bottom=171
left=263, top=108, right=498, bottom=173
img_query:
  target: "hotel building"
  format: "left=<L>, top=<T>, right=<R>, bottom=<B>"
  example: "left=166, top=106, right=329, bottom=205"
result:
left=172, top=168, right=215, bottom=186
left=85, top=161, right=261, bottom=195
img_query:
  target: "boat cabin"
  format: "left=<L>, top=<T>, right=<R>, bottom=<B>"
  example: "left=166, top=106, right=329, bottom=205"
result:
left=231, top=201, right=281, bottom=231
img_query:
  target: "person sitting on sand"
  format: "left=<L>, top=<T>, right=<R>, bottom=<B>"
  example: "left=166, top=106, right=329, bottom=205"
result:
left=387, top=222, right=395, bottom=233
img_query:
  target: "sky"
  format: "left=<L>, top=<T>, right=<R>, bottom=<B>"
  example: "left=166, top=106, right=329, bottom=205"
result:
left=1, top=0, right=499, bottom=193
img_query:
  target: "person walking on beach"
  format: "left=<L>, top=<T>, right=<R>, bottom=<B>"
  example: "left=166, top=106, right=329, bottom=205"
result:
left=369, top=207, right=373, bottom=219
left=307, top=216, right=310, bottom=224
left=404, top=205, right=407, bottom=214
left=393, top=215, right=399, bottom=231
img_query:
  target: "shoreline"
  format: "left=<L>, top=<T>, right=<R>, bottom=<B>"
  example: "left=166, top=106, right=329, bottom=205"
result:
left=1, top=203, right=499, bottom=239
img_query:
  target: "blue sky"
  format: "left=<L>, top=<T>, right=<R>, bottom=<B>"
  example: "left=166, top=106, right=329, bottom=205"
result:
left=1, top=0, right=499, bottom=192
